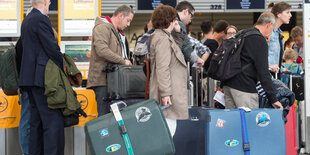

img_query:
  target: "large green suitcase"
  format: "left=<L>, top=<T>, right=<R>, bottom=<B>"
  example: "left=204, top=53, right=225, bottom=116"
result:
left=84, top=99, right=175, bottom=155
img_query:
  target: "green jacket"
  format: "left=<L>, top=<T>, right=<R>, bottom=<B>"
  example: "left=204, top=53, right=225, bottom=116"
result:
left=44, top=54, right=81, bottom=116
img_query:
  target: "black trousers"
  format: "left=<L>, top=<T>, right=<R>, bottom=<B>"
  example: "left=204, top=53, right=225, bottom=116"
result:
left=27, top=87, right=64, bottom=155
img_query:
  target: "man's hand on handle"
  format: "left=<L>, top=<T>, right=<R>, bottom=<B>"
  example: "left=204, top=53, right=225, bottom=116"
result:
left=272, top=101, right=283, bottom=110
left=124, top=60, right=132, bottom=65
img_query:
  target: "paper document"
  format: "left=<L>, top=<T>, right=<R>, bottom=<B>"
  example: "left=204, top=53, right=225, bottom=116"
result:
left=213, top=91, right=225, bottom=106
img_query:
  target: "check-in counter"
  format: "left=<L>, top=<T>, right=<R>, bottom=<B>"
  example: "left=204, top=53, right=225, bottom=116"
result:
left=65, top=88, right=97, bottom=155
left=0, top=88, right=97, bottom=155
left=0, top=91, right=22, bottom=155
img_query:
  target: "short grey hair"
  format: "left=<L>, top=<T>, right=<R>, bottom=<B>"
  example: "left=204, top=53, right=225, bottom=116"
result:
left=256, top=12, right=276, bottom=25
left=30, top=0, right=45, bottom=6
left=113, top=5, right=134, bottom=17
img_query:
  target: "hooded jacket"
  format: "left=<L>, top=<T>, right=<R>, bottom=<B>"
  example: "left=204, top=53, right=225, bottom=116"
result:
left=87, top=16, right=126, bottom=88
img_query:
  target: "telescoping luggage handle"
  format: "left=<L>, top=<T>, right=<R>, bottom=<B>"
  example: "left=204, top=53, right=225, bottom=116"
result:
left=110, top=101, right=170, bottom=155
left=239, top=107, right=251, bottom=155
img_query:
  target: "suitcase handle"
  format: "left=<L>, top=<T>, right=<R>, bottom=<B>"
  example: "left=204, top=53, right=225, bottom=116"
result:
left=112, top=101, right=171, bottom=111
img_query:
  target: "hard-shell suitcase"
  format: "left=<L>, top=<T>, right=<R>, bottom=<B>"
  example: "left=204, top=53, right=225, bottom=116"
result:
left=173, top=106, right=209, bottom=155
left=206, top=109, right=286, bottom=155
left=84, top=99, right=175, bottom=155
left=107, top=98, right=145, bottom=111
left=285, top=103, right=298, bottom=155
left=105, top=65, right=146, bottom=99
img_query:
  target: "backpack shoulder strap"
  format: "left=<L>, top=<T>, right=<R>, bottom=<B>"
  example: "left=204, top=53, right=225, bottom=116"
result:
left=243, top=28, right=261, bottom=38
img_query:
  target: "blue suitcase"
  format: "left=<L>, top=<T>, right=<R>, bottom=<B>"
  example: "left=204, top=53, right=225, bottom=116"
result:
left=173, top=107, right=209, bottom=155
left=206, top=109, right=286, bottom=155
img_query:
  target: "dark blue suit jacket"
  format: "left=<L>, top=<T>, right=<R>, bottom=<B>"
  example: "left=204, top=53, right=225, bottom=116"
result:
left=20, top=8, right=63, bottom=87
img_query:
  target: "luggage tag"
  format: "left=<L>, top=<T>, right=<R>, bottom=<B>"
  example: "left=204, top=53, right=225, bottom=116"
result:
left=239, top=107, right=251, bottom=112
left=112, top=101, right=128, bottom=111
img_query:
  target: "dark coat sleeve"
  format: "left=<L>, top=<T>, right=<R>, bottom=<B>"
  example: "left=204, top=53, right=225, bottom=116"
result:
left=37, top=15, right=63, bottom=71
left=15, top=38, right=23, bottom=75
left=246, top=35, right=277, bottom=104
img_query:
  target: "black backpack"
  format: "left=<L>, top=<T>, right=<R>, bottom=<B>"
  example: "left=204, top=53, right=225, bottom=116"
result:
left=292, top=75, right=304, bottom=101
left=206, top=28, right=260, bottom=82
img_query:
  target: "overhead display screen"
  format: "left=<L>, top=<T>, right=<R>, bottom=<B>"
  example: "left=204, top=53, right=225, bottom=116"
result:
left=137, top=0, right=176, bottom=10
left=226, top=0, right=265, bottom=10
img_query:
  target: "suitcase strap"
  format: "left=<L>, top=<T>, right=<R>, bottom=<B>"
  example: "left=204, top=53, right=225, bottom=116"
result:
left=111, top=103, right=135, bottom=155
left=239, top=108, right=250, bottom=155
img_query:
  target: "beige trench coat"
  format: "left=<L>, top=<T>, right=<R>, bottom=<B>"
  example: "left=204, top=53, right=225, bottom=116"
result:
left=87, top=17, right=126, bottom=88
left=149, top=29, right=188, bottom=120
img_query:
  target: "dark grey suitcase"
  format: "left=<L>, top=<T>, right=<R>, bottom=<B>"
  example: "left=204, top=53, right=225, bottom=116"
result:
left=106, top=65, right=146, bottom=99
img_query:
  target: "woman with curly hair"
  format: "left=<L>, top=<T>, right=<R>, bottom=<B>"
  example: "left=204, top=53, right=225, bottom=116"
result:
left=149, top=5, right=187, bottom=136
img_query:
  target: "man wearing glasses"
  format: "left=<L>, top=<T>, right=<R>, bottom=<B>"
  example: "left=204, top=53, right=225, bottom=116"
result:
left=173, top=1, right=204, bottom=65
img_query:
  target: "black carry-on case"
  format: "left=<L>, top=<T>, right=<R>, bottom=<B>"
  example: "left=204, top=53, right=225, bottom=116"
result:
left=104, top=65, right=146, bottom=100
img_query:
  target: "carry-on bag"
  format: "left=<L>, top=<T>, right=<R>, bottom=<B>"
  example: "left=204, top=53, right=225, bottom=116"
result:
left=84, top=99, right=175, bottom=155
left=104, top=65, right=146, bottom=100
left=206, top=108, right=286, bottom=155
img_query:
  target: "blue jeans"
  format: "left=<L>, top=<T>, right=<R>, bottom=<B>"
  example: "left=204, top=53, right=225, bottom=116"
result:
left=19, top=91, right=30, bottom=155
left=92, top=86, right=109, bottom=116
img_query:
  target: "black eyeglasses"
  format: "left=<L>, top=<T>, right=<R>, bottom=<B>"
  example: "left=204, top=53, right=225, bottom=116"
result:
left=188, top=10, right=194, bottom=19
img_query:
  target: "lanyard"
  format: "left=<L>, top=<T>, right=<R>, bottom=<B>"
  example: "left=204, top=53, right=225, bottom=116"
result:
left=111, top=103, right=134, bottom=155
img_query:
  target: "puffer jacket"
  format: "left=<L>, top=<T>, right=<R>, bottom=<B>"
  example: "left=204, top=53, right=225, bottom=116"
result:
left=259, top=78, right=295, bottom=123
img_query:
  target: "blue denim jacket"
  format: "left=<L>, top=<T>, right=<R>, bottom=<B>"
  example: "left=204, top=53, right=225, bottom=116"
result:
left=267, top=27, right=284, bottom=66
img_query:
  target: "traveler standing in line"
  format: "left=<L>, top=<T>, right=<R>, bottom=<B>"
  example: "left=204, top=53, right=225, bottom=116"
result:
left=222, top=12, right=283, bottom=110
left=200, top=20, right=218, bottom=53
left=172, top=1, right=204, bottom=65
left=267, top=2, right=292, bottom=76
left=20, top=0, right=65, bottom=154
left=225, top=25, right=238, bottom=39
left=212, top=20, right=229, bottom=46
left=291, top=26, right=304, bottom=69
left=150, top=5, right=188, bottom=137
left=87, top=5, right=134, bottom=116
left=200, top=20, right=218, bottom=70
left=16, top=7, right=33, bottom=155
left=201, top=20, right=229, bottom=70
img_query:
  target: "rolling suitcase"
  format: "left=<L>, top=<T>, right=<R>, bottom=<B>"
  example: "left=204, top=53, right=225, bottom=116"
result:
left=173, top=106, right=209, bottom=155
left=107, top=98, right=145, bottom=112
left=105, top=65, right=146, bottom=99
left=84, top=99, right=175, bottom=155
left=206, top=108, right=286, bottom=155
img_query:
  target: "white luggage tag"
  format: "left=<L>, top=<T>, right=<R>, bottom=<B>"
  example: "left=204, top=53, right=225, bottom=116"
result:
left=239, top=107, right=251, bottom=112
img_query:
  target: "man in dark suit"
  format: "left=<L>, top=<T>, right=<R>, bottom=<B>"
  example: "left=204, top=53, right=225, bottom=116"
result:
left=20, top=0, right=64, bottom=154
